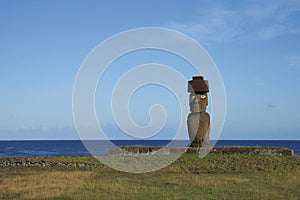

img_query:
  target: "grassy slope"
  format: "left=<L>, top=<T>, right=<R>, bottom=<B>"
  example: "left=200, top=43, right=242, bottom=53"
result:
left=0, top=154, right=299, bottom=200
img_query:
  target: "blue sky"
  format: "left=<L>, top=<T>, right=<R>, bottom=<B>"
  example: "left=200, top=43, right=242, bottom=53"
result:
left=0, top=0, right=300, bottom=140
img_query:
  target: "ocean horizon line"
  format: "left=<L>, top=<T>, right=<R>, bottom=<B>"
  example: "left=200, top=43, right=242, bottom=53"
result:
left=0, top=139, right=299, bottom=141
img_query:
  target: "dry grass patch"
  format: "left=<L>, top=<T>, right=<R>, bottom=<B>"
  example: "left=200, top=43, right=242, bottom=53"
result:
left=152, top=173, right=250, bottom=189
left=95, top=177, right=140, bottom=195
left=0, top=171, right=95, bottom=199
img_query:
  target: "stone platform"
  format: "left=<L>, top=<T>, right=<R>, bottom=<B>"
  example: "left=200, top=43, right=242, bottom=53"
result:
left=107, top=146, right=294, bottom=156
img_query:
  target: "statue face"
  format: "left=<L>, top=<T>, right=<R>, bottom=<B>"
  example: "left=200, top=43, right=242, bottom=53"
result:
left=189, top=93, right=208, bottom=112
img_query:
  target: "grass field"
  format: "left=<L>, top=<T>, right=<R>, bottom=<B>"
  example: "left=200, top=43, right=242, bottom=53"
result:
left=0, top=153, right=299, bottom=199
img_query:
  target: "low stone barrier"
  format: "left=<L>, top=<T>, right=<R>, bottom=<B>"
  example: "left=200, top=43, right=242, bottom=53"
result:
left=107, top=146, right=294, bottom=156
left=210, top=146, right=294, bottom=156
left=0, top=157, right=99, bottom=167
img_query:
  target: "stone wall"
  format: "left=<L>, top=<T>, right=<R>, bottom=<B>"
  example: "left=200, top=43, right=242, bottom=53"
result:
left=108, top=146, right=294, bottom=156
left=0, top=157, right=99, bottom=167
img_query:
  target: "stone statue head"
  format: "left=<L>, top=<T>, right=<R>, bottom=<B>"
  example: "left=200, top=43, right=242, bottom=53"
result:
left=187, top=76, right=209, bottom=113
left=189, top=93, right=208, bottom=113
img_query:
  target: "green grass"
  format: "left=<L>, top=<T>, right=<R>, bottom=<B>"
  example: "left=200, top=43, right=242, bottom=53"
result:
left=0, top=153, right=299, bottom=199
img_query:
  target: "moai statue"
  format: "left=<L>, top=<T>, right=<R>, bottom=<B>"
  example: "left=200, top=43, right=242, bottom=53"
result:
left=187, top=76, right=210, bottom=147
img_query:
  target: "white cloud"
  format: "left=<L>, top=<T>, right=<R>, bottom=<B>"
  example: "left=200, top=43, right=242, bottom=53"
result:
left=286, top=55, right=300, bottom=68
left=166, top=0, right=300, bottom=44
left=0, top=126, right=78, bottom=140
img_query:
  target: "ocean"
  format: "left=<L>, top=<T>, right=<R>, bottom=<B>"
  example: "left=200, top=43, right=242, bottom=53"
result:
left=0, top=140, right=299, bottom=157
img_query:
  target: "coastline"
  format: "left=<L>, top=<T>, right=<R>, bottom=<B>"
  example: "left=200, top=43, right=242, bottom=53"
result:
left=0, top=140, right=299, bottom=157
